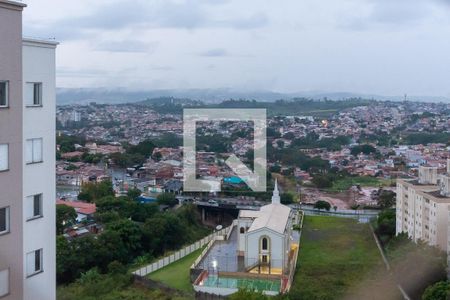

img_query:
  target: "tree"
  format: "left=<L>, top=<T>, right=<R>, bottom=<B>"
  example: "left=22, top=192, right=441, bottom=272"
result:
left=422, top=281, right=450, bottom=300
left=127, top=188, right=142, bottom=200
left=350, top=144, right=377, bottom=156
left=314, top=200, right=331, bottom=211
left=312, top=175, right=333, bottom=188
left=127, top=140, right=156, bottom=157
left=156, top=193, right=178, bottom=207
left=378, top=189, right=396, bottom=209
left=56, top=204, right=77, bottom=234
left=281, top=193, right=294, bottom=204
left=269, top=165, right=281, bottom=173
left=106, top=219, right=142, bottom=260
left=78, top=180, right=114, bottom=203
left=376, top=209, right=396, bottom=237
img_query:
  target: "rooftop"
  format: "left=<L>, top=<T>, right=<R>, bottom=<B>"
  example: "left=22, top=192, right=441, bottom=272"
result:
left=248, top=203, right=292, bottom=235
left=57, top=200, right=96, bottom=215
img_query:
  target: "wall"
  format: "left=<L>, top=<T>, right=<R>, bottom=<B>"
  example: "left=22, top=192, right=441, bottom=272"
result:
left=246, top=230, right=284, bottom=269
left=22, top=39, right=57, bottom=300
left=133, top=226, right=231, bottom=277
left=0, top=1, right=24, bottom=299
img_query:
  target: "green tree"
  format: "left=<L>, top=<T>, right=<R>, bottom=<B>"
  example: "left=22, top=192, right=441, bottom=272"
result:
left=127, top=188, right=142, bottom=201
left=350, top=144, right=377, bottom=156
left=281, top=193, right=294, bottom=204
left=56, top=204, right=77, bottom=234
left=127, top=139, right=156, bottom=157
left=269, top=165, right=281, bottom=173
left=78, top=180, right=114, bottom=203
left=312, top=175, right=333, bottom=188
left=376, top=209, right=396, bottom=237
left=106, top=219, right=142, bottom=260
left=422, top=281, right=450, bottom=300
left=156, top=192, right=178, bottom=207
left=378, top=189, right=396, bottom=209
left=314, top=200, right=331, bottom=211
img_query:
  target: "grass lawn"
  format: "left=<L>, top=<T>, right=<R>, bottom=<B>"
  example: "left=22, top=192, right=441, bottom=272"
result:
left=289, top=216, right=399, bottom=300
left=328, top=176, right=394, bottom=192
left=148, top=247, right=204, bottom=292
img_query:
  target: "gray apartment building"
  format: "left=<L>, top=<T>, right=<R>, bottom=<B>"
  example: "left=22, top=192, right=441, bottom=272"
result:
left=0, top=1, right=57, bottom=299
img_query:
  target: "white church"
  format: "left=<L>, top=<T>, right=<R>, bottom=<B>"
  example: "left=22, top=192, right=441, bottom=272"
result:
left=237, top=180, right=297, bottom=275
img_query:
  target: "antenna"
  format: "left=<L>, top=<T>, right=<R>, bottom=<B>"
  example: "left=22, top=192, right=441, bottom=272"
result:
left=404, top=94, right=407, bottom=102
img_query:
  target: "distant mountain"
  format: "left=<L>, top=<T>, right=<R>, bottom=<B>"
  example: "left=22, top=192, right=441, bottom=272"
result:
left=56, top=88, right=450, bottom=105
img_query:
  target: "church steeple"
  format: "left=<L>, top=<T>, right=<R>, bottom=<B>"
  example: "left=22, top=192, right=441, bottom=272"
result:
left=272, top=178, right=280, bottom=204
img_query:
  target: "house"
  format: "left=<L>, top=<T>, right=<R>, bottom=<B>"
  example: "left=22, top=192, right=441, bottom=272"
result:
left=56, top=200, right=96, bottom=223
left=164, top=179, right=183, bottom=194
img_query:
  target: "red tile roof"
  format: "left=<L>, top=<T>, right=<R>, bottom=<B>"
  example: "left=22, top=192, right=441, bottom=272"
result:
left=57, top=200, right=96, bottom=215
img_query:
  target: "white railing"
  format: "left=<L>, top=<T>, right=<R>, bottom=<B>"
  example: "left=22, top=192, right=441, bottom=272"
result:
left=133, top=225, right=233, bottom=277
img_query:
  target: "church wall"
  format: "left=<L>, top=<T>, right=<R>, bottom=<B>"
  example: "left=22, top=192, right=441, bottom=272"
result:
left=245, top=230, right=285, bottom=269
left=237, top=218, right=253, bottom=253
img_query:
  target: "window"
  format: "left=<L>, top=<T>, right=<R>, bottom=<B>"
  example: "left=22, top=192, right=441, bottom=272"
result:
left=25, top=82, right=42, bottom=106
left=240, top=227, right=245, bottom=234
left=26, top=249, right=43, bottom=276
left=26, top=194, right=42, bottom=220
left=0, top=81, right=8, bottom=107
left=26, top=138, right=43, bottom=164
left=0, top=269, right=8, bottom=297
left=0, top=207, right=10, bottom=235
left=262, top=237, right=268, bottom=250
left=0, top=144, right=8, bottom=171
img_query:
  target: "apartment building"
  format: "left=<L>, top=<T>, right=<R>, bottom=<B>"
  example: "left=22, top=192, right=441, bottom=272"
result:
left=396, top=163, right=450, bottom=253
left=0, top=1, right=57, bottom=299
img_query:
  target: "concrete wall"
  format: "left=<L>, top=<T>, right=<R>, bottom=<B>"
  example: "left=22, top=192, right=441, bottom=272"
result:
left=22, top=39, right=57, bottom=300
left=0, top=1, right=25, bottom=299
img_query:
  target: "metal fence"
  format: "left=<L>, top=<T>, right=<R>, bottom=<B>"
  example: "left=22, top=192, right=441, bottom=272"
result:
left=133, top=225, right=233, bottom=277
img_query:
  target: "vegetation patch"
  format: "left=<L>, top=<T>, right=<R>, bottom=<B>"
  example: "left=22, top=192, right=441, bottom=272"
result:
left=148, top=247, right=205, bottom=292
left=289, top=216, right=394, bottom=300
left=327, top=176, right=393, bottom=192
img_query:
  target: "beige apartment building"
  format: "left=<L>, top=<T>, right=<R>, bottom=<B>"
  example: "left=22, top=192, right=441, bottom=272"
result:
left=0, top=1, right=57, bottom=299
left=396, top=163, right=450, bottom=258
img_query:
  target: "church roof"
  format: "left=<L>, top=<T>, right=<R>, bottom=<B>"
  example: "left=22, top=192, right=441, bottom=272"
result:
left=239, top=210, right=262, bottom=218
left=247, top=203, right=291, bottom=234
left=238, top=180, right=292, bottom=234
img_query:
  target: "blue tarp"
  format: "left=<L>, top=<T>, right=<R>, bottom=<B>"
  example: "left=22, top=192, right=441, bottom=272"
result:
left=224, top=176, right=244, bottom=184
left=136, top=196, right=157, bottom=204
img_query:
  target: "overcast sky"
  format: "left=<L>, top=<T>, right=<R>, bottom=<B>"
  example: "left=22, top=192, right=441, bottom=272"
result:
left=21, top=0, right=450, bottom=97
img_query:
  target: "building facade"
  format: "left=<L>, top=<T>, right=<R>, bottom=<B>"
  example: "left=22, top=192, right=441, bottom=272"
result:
left=396, top=164, right=450, bottom=255
left=0, top=1, right=57, bottom=299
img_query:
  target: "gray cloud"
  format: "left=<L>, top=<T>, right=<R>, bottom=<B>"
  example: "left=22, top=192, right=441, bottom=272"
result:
left=340, top=0, right=437, bottom=30
left=24, top=0, right=268, bottom=41
left=199, top=48, right=229, bottom=57
left=57, top=67, right=107, bottom=78
left=24, top=0, right=450, bottom=97
left=94, top=40, right=158, bottom=53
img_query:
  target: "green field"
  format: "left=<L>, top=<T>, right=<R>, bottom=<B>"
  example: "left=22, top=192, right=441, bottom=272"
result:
left=148, top=247, right=204, bottom=292
left=289, top=216, right=399, bottom=300
left=328, top=176, right=394, bottom=192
